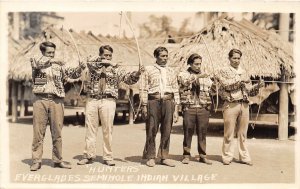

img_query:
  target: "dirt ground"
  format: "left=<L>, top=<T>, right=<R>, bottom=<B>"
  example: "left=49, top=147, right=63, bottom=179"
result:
left=3, top=108, right=298, bottom=188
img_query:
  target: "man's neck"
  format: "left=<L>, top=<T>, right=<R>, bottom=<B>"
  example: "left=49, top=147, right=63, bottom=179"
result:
left=230, top=64, right=239, bottom=70
left=156, top=62, right=167, bottom=67
left=188, top=67, right=200, bottom=74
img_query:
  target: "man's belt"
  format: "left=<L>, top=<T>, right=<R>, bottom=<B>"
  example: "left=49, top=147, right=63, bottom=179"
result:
left=89, top=94, right=113, bottom=99
left=148, top=93, right=174, bottom=100
left=36, top=93, right=58, bottom=99
left=229, top=99, right=248, bottom=103
left=184, top=104, right=209, bottom=109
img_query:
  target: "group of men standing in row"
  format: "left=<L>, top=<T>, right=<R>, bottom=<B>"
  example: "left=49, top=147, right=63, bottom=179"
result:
left=29, top=41, right=264, bottom=171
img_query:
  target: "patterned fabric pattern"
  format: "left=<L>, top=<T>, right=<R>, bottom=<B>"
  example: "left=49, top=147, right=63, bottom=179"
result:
left=81, top=58, right=140, bottom=99
left=140, top=64, right=180, bottom=105
left=215, top=66, right=260, bottom=102
left=178, top=68, right=213, bottom=106
left=32, top=56, right=83, bottom=98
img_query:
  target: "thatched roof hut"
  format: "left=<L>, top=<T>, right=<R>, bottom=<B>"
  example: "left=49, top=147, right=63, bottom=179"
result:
left=8, top=26, right=154, bottom=82
left=169, top=17, right=294, bottom=79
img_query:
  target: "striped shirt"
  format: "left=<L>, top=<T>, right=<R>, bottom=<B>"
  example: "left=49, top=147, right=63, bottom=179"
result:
left=140, top=64, right=180, bottom=105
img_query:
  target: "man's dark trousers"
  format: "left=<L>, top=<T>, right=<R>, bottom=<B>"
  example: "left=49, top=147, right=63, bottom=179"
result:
left=183, top=107, right=210, bottom=158
left=143, top=99, right=175, bottom=160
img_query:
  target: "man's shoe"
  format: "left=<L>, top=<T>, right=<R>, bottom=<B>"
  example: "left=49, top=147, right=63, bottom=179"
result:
left=199, top=157, right=212, bottom=165
left=103, top=160, right=115, bottom=166
left=182, top=157, right=190, bottom=164
left=30, top=162, right=41, bottom=171
left=223, top=160, right=231, bottom=165
left=77, top=158, right=94, bottom=165
left=54, top=162, right=72, bottom=169
left=161, top=159, right=175, bottom=167
left=240, top=161, right=253, bottom=166
left=146, top=159, right=156, bottom=167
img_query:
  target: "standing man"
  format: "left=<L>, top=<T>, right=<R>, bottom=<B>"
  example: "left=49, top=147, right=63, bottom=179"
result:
left=178, top=53, right=213, bottom=165
left=216, top=49, right=264, bottom=166
left=77, top=45, right=143, bottom=166
left=140, top=46, right=180, bottom=167
left=30, top=41, right=85, bottom=171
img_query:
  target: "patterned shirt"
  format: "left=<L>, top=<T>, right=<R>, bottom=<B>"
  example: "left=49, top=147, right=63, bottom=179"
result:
left=81, top=58, right=140, bottom=99
left=140, top=64, right=180, bottom=105
left=178, top=67, right=213, bottom=106
left=215, top=65, right=259, bottom=102
left=32, top=56, right=83, bottom=98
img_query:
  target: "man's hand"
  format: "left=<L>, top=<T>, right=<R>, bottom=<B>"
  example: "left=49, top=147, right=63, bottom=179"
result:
left=173, top=105, right=179, bottom=123
left=30, top=58, right=37, bottom=68
left=197, top=73, right=209, bottom=78
left=87, top=55, right=99, bottom=62
left=240, top=81, right=246, bottom=89
left=79, top=61, right=86, bottom=70
left=141, top=105, right=148, bottom=120
left=135, top=65, right=145, bottom=77
left=258, top=79, right=265, bottom=88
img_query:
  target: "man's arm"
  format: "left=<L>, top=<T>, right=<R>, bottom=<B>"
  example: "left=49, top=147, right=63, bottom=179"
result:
left=63, top=61, right=86, bottom=79
left=139, top=68, right=149, bottom=106
left=244, top=79, right=264, bottom=97
left=178, top=71, right=209, bottom=87
left=117, top=65, right=144, bottom=85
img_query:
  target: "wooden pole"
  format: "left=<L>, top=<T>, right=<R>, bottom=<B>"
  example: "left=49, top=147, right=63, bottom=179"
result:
left=19, top=83, right=25, bottom=117
left=12, top=13, right=20, bottom=40
left=278, top=13, right=290, bottom=140
left=7, top=80, right=12, bottom=115
left=11, top=81, right=19, bottom=122
left=129, top=88, right=134, bottom=124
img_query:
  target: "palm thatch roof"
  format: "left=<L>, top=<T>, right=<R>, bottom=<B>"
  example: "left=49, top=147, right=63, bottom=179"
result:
left=169, top=17, right=294, bottom=79
left=8, top=26, right=154, bottom=82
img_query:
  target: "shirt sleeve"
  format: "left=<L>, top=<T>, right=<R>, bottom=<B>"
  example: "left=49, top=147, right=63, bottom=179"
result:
left=63, top=64, right=84, bottom=79
left=245, top=82, right=260, bottom=96
left=139, top=69, right=149, bottom=105
left=178, top=71, right=197, bottom=87
left=171, top=71, right=180, bottom=105
left=117, top=67, right=140, bottom=85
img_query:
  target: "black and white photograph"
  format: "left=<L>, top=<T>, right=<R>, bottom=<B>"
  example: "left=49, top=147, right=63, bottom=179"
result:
left=0, top=1, right=299, bottom=189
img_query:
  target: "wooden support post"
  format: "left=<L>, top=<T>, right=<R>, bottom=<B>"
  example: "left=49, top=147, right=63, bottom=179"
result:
left=278, top=70, right=289, bottom=140
left=7, top=80, right=12, bottom=115
left=129, top=89, right=134, bottom=124
left=278, top=13, right=290, bottom=140
left=24, top=100, right=29, bottom=116
left=11, top=81, right=19, bottom=122
left=19, top=83, right=25, bottom=117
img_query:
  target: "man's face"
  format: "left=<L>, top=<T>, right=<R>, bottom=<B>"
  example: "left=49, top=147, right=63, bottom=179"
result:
left=191, top=58, right=202, bottom=72
left=42, top=47, right=55, bottom=58
left=229, top=53, right=241, bottom=69
left=100, top=49, right=113, bottom=61
left=156, top=50, right=168, bottom=66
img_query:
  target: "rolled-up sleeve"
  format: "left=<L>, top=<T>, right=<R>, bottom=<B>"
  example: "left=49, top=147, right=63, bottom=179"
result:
left=139, top=70, right=149, bottom=105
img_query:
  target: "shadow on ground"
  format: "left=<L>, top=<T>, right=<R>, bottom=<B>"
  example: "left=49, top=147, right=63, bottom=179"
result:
left=9, top=115, right=296, bottom=140
left=171, top=123, right=296, bottom=140
left=22, top=158, right=55, bottom=167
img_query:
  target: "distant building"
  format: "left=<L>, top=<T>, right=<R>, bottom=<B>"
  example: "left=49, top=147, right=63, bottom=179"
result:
left=8, top=12, right=64, bottom=40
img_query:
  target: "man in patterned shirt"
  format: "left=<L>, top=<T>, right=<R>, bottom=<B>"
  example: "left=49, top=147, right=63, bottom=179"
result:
left=216, top=48, right=264, bottom=166
left=77, top=45, right=143, bottom=166
left=30, top=41, right=85, bottom=171
left=178, top=53, right=213, bottom=165
left=140, top=46, right=180, bottom=167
